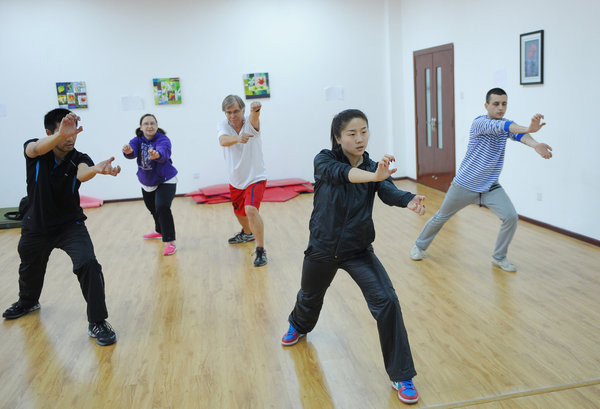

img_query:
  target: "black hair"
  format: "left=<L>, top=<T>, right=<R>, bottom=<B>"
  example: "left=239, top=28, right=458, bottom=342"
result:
left=486, top=88, right=507, bottom=103
left=330, top=109, right=369, bottom=150
left=44, top=108, right=72, bottom=134
left=135, top=113, right=167, bottom=137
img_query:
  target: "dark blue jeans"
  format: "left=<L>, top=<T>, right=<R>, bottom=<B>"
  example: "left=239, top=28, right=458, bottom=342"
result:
left=289, top=248, right=417, bottom=382
left=17, top=221, right=108, bottom=323
left=141, top=183, right=176, bottom=242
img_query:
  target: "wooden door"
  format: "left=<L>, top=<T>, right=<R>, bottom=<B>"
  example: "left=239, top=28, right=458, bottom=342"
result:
left=414, top=44, right=455, bottom=192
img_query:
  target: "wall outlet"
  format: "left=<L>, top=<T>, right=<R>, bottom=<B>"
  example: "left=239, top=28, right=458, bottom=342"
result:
left=536, top=192, right=542, bottom=201
left=193, top=173, right=200, bottom=180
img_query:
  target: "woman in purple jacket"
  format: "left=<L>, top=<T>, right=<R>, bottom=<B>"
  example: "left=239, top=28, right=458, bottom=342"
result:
left=122, top=114, right=178, bottom=255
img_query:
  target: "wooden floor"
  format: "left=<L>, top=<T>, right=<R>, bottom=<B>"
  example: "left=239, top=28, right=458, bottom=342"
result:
left=0, top=180, right=598, bottom=409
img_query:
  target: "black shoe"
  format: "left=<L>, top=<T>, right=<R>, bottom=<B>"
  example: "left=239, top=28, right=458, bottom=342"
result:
left=88, top=321, right=117, bottom=346
left=2, top=301, right=40, bottom=320
left=254, top=247, right=267, bottom=267
left=228, top=229, right=255, bottom=244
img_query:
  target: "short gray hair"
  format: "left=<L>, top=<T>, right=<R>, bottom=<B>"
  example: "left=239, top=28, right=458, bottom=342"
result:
left=222, top=95, right=245, bottom=111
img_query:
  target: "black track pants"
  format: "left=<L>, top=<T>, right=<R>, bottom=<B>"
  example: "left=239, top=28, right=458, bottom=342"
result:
left=288, top=248, right=417, bottom=382
left=141, top=183, right=176, bottom=242
left=17, top=222, right=108, bottom=323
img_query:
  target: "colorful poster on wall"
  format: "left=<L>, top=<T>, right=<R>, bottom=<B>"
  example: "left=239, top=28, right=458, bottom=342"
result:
left=243, top=73, right=270, bottom=99
left=56, top=81, right=88, bottom=109
left=153, top=77, right=182, bottom=105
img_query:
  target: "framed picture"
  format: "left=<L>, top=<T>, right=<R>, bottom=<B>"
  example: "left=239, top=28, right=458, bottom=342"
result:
left=56, top=81, right=88, bottom=109
left=243, top=73, right=270, bottom=99
left=153, top=77, right=182, bottom=105
left=520, top=30, right=544, bottom=85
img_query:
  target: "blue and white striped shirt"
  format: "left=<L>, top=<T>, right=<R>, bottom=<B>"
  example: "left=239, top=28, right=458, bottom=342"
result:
left=453, top=115, right=524, bottom=193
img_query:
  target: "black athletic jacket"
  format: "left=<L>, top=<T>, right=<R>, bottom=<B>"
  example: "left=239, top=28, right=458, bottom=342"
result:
left=306, top=147, right=415, bottom=261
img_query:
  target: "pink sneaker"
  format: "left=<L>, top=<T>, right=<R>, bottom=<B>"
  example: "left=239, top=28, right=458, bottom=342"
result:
left=143, top=232, right=162, bottom=239
left=163, top=243, right=176, bottom=256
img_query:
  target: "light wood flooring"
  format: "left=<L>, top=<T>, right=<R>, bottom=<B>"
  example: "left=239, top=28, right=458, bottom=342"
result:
left=0, top=180, right=598, bottom=409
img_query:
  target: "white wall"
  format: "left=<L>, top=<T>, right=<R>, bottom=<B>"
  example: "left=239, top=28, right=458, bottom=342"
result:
left=2, top=0, right=598, bottom=240
left=388, top=0, right=600, bottom=240
left=0, top=0, right=391, bottom=204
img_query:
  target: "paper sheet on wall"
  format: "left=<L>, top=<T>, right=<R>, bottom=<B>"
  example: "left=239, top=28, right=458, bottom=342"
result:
left=0, top=103, right=6, bottom=117
left=324, top=86, right=344, bottom=101
left=121, top=96, right=144, bottom=111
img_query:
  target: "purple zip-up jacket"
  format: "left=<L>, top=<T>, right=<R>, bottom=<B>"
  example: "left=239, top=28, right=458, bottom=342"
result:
left=123, top=131, right=178, bottom=187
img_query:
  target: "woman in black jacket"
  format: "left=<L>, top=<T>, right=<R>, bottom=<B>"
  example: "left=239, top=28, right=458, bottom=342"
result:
left=282, top=109, right=426, bottom=405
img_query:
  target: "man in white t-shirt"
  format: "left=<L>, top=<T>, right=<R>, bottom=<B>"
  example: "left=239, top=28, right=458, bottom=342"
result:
left=218, top=94, right=268, bottom=267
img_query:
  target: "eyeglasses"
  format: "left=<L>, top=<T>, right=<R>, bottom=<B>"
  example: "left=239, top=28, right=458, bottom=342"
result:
left=225, top=109, right=241, bottom=116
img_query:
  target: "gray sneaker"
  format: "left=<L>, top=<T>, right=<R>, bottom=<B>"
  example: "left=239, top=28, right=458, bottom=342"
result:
left=228, top=229, right=255, bottom=244
left=410, top=245, right=425, bottom=261
left=491, top=257, right=517, bottom=272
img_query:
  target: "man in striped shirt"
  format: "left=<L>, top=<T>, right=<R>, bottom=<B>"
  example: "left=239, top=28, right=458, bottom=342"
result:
left=410, top=88, right=552, bottom=271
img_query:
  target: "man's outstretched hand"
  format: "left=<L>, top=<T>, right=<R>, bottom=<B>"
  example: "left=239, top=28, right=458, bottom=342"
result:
left=57, top=113, right=83, bottom=141
left=535, top=143, right=552, bottom=159
left=95, top=157, right=121, bottom=176
left=528, top=114, right=546, bottom=133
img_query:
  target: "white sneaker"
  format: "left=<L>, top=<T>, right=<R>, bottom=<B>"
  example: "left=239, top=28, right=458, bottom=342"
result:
left=410, top=245, right=425, bottom=261
left=491, top=258, right=517, bottom=272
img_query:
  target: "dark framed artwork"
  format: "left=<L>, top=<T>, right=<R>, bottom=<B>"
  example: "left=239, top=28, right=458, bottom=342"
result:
left=520, top=30, right=544, bottom=85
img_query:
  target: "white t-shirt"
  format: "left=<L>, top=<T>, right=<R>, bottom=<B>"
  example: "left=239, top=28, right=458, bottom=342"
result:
left=217, top=117, right=267, bottom=189
left=141, top=175, right=178, bottom=192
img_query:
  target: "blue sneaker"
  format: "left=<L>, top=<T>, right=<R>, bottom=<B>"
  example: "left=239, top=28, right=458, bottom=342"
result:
left=281, top=323, right=305, bottom=346
left=392, top=379, right=419, bottom=404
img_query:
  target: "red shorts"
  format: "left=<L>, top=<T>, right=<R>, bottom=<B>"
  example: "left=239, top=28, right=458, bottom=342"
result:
left=229, top=180, right=267, bottom=216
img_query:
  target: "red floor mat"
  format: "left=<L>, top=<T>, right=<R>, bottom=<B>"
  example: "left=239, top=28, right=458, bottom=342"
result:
left=286, top=183, right=314, bottom=193
left=188, top=179, right=313, bottom=204
left=190, top=194, right=209, bottom=203
left=266, top=178, right=311, bottom=188
left=262, top=187, right=299, bottom=202
left=199, top=184, right=230, bottom=196
left=205, top=196, right=231, bottom=204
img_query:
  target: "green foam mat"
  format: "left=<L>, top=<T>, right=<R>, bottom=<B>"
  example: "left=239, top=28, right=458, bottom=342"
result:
left=0, top=207, right=22, bottom=229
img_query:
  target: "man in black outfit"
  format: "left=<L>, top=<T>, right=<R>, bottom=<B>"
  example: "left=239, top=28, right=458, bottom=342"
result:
left=2, top=109, right=121, bottom=346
